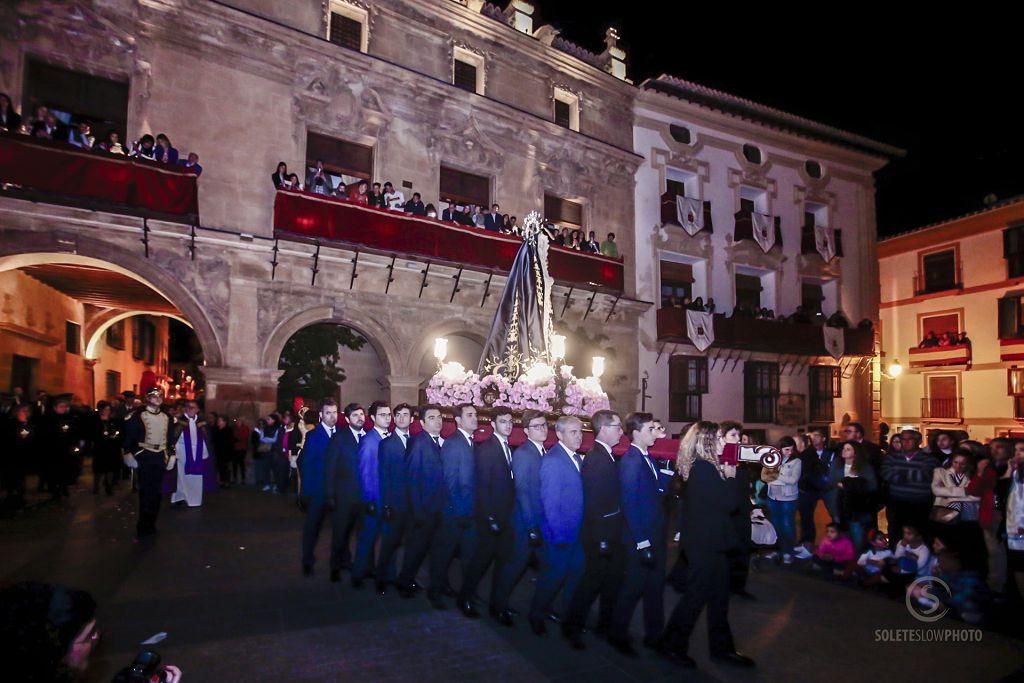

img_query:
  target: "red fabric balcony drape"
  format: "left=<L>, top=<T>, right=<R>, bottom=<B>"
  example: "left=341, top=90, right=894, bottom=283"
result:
left=274, top=189, right=625, bottom=292
left=0, top=133, right=199, bottom=218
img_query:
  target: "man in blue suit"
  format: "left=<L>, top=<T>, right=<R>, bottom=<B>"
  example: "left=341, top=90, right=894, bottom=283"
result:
left=608, top=412, right=667, bottom=656
left=458, top=407, right=516, bottom=618
left=325, top=403, right=366, bottom=582
left=529, top=415, right=585, bottom=636
left=397, top=405, right=445, bottom=598
left=298, top=398, right=339, bottom=576
left=375, top=403, right=414, bottom=595
left=563, top=409, right=626, bottom=649
left=491, top=409, right=548, bottom=626
left=429, top=403, right=477, bottom=609
left=351, top=401, right=392, bottom=589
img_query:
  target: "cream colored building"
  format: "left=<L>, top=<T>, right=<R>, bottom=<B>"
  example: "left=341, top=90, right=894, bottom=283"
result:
left=879, top=197, right=1024, bottom=439
left=632, top=76, right=901, bottom=440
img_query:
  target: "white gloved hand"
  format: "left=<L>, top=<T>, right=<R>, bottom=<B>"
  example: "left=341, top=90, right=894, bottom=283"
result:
left=165, top=455, right=177, bottom=471
left=289, top=455, right=298, bottom=468
left=123, top=452, right=139, bottom=469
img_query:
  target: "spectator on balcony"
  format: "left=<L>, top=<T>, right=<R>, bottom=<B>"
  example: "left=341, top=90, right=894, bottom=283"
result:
left=351, top=180, right=370, bottom=204
left=705, top=298, right=716, bottom=314
left=154, top=133, right=179, bottom=164
left=920, top=331, right=940, bottom=348
left=944, top=330, right=959, bottom=347
left=508, top=216, right=520, bottom=235
left=441, top=200, right=455, bottom=222
left=178, top=152, right=202, bottom=176
left=286, top=173, right=301, bottom=190
left=958, top=331, right=972, bottom=347
left=383, top=181, right=404, bottom=210
left=601, top=232, right=619, bottom=258
left=94, top=130, right=125, bottom=155
left=272, top=161, right=288, bottom=189
left=129, top=134, right=157, bottom=160
left=368, top=182, right=385, bottom=207
left=691, top=297, right=706, bottom=311
left=826, top=310, right=849, bottom=328
left=551, top=227, right=566, bottom=246
left=0, top=93, right=21, bottom=132
left=404, top=192, right=426, bottom=215
left=425, top=203, right=438, bottom=219
left=483, top=203, right=502, bottom=232
left=43, top=111, right=66, bottom=140
left=305, top=159, right=333, bottom=195
left=468, top=204, right=484, bottom=228
left=66, top=121, right=94, bottom=149
left=500, top=213, right=512, bottom=232
left=334, top=181, right=348, bottom=199
left=580, top=230, right=599, bottom=253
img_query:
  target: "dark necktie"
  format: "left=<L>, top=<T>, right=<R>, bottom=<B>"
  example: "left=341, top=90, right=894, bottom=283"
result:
left=432, top=435, right=440, bottom=447
left=571, top=453, right=582, bottom=470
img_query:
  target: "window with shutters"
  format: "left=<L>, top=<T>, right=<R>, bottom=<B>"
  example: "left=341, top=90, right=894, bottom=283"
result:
left=809, top=366, right=841, bottom=423
left=1009, top=369, right=1024, bottom=419
left=326, top=2, right=368, bottom=52
left=306, top=132, right=373, bottom=189
left=65, top=321, right=81, bottom=355
left=552, top=88, right=580, bottom=131
left=440, top=166, right=489, bottom=207
left=918, top=249, right=958, bottom=294
left=132, top=317, right=155, bottom=365
left=744, top=361, right=779, bottom=423
left=735, top=273, right=762, bottom=312
left=1004, top=225, right=1024, bottom=279
left=105, top=370, right=121, bottom=400
left=802, top=281, right=824, bottom=318
left=660, top=260, right=693, bottom=307
left=544, top=194, right=584, bottom=229
left=106, top=320, right=125, bottom=350
left=669, top=355, right=707, bottom=422
left=452, top=47, right=485, bottom=95
left=998, top=293, right=1024, bottom=340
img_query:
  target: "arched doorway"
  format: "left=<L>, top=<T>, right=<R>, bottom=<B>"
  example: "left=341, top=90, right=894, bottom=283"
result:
left=276, top=322, right=387, bottom=413
left=0, top=255, right=209, bottom=408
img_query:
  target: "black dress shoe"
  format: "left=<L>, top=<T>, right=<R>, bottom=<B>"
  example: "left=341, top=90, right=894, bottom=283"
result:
left=351, top=577, right=364, bottom=590
left=376, top=581, right=388, bottom=595
left=330, top=569, right=341, bottom=583
left=457, top=599, right=481, bottom=618
left=302, top=564, right=313, bottom=577
left=493, top=610, right=514, bottom=627
left=607, top=637, right=639, bottom=658
left=546, top=612, right=562, bottom=624
left=711, top=651, right=755, bottom=668
left=429, top=594, right=447, bottom=610
left=529, top=616, right=547, bottom=635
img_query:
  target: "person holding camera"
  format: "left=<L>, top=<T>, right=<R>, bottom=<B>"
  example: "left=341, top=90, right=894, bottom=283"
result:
left=0, top=581, right=182, bottom=682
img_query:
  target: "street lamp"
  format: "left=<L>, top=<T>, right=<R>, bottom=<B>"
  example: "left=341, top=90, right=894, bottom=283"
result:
left=550, top=334, right=566, bottom=362
left=591, top=356, right=605, bottom=379
left=885, top=358, right=903, bottom=379
left=433, top=337, right=448, bottom=363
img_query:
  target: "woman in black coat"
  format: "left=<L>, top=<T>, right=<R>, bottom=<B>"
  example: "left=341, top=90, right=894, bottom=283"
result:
left=91, top=404, right=123, bottom=496
left=660, top=421, right=754, bottom=670
left=210, top=414, right=236, bottom=488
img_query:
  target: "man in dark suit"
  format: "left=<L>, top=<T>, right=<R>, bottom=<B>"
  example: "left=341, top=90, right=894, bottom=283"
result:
left=441, top=201, right=456, bottom=222
left=563, top=410, right=626, bottom=649
left=298, top=398, right=338, bottom=575
left=404, top=192, right=426, bottom=216
left=483, top=203, right=503, bottom=232
left=351, top=401, right=392, bottom=589
left=491, top=409, right=548, bottom=626
left=608, top=412, right=666, bottom=656
left=458, top=407, right=515, bottom=618
left=325, top=403, right=366, bottom=582
left=798, top=426, right=837, bottom=548
left=721, top=421, right=756, bottom=599
left=375, top=403, right=414, bottom=594
left=397, top=405, right=446, bottom=598
left=430, top=403, right=477, bottom=609
left=529, top=415, right=585, bottom=635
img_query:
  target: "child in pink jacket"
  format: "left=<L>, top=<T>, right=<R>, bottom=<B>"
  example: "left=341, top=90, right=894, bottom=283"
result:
left=814, top=523, right=857, bottom=578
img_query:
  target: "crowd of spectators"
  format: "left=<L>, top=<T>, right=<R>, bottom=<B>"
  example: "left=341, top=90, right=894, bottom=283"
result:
left=0, top=94, right=202, bottom=176
left=271, top=159, right=623, bottom=258
left=920, top=330, right=972, bottom=348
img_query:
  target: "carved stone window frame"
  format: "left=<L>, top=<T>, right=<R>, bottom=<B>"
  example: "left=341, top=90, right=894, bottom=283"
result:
left=551, top=85, right=582, bottom=132
left=451, top=42, right=487, bottom=96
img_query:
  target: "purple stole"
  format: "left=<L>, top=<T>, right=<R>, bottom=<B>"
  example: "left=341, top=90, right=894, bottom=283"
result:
left=182, top=421, right=206, bottom=475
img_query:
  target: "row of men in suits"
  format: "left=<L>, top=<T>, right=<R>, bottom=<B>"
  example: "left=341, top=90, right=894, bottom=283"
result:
left=296, top=398, right=687, bottom=657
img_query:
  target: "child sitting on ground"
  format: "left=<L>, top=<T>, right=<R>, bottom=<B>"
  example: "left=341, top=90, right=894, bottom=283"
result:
left=813, top=523, right=857, bottom=578
left=883, top=525, right=932, bottom=596
left=856, top=529, right=894, bottom=586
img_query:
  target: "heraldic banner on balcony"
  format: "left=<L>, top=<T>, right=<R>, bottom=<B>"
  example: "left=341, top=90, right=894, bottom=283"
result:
left=823, top=325, right=844, bottom=360
left=675, top=195, right=704, bottom=236
left=686, top=309, right=715, bottom=351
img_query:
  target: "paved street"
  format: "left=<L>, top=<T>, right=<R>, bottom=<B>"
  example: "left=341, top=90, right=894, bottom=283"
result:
left=2, top=480, right=1021, bottom=683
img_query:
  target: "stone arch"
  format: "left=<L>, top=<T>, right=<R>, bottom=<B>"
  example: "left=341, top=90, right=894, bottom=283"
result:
left=84, top=309, right=192, bottom=359
left=260, top=304, right=400, bottom=377
left=0, top=232, right=225, bottom=366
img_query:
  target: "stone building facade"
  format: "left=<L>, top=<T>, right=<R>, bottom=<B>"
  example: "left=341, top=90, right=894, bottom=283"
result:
left=0, top=0, right=645, bottom=417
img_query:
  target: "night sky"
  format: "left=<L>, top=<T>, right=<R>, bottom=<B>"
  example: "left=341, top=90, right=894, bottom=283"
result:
left=535, top=4, right=1022, bottom=237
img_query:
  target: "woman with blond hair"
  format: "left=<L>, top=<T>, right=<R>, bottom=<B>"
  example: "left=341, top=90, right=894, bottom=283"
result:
left=659, top=421, right=754, bottom=670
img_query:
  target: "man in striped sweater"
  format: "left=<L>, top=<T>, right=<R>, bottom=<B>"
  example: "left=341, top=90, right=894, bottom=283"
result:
left=880, top=429, right=937, bottom=547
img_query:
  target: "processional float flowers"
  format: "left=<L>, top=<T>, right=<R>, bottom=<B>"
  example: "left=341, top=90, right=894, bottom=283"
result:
left=426, top=211, right=610, bottom=417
